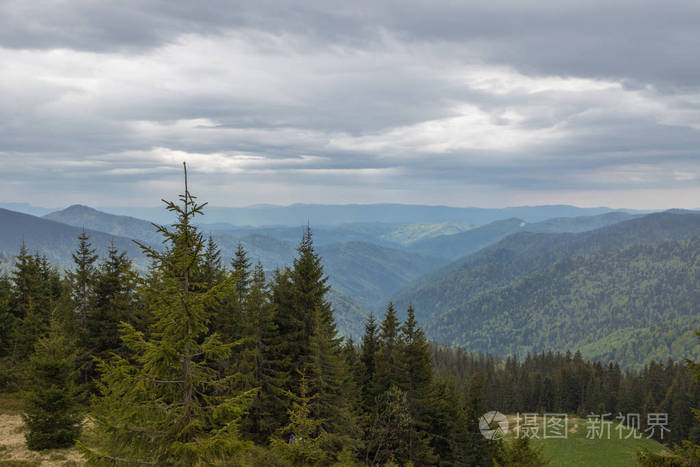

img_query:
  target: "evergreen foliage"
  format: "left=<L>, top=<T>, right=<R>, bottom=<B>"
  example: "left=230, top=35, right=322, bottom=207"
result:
left=1, top=174, right=698, bottom=465
left=270, top=372, right=328, bottom=466
left=80, top=164, right=254, bottom=465
left=23, top=323, right=82, bottom=450
left=494, top=435, right=547, bottom=466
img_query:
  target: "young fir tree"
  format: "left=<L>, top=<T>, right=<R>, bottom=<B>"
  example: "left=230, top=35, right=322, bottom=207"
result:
left=80, top=163, right=254, bottom=465
left=398, top=305, right=436, bottom=465
left=358, top=314, right=379, bottom=414
left=10, top=246, right=60, bottom=359
left=493, top=435, right=547, bottom=467
left=270, top=371, right=328, bottom=466
left=375, top=302, right=401, bottom=394
left=364, top=385, right=414, bottom=465
left=232, top=242, right=251, bottom=309
left=463, top=371, right=496, bottom=466
left=289, top=226, right=355, bottom=455
left=0, top=274, right=15, bottom=359
left=67, top=232, right=98, bottom=384
left=424, top=375, right=471, bottom=466
left=201, top=234, right=225, bottom=290
left=23, top=322, right=82, bottom=450
left=67, top=231, right=98, bottom=328
left=239, top=263, right=289, bottom=444
left=82, top=243, right=138, bottom=386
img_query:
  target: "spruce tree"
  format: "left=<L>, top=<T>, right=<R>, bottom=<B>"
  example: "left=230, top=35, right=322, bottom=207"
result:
left=359, top=313, right=379, bottom=414
left=10, top=246, right=59, bottom=359
left=82, top=243, right=138, bottom=386
left=81, top=163, right=254, bottom=465
left=201, top=234, right=225, bottom=289
left=238, top=263, right=290, bottom=445
left=0, top=274, right=15, bottom=359
left=67, top=231, right=98, bottom=328
left=493, top=435, right=547, bottom=466
left=270, top=371, right=328, bottom=466
left=23, top=323, right=82, bottom=450
left=424, top=375, right=470, bottom=466
left=464, top=371, right=495, bottom=466
left=291, top=226, right=354, bottom=455
left=400, top=305, right=432, bottom=400
left=375, top=302, right=401, bottom=394
left=364, top=385, right=414, bottom=465
left=232, top=242, right=251, bottom=309
left=398, top=305, right=435, bottom=465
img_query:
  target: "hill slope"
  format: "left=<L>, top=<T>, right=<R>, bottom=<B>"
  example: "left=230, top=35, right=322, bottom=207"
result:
left=44, top=205, right=162, bottom=245
left=427, top=237, right=700, bottom=367
left=317, top=241, right=445, bottom=311
left=395, top=212, right=700, bottom=323
left=0, top=208, right=146, bottom=270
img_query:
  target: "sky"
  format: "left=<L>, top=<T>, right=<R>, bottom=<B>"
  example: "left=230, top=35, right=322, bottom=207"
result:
left=1, top=0, right=699, bottom=209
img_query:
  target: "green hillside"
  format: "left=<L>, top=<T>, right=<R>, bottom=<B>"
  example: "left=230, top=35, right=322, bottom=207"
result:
left=409, top=218, right=527, bottom=259
left=395, top=212, right=700, bottom=323
left=427, top=237, right=700, bottom=367
left=318, top=241, right=445, bottom=310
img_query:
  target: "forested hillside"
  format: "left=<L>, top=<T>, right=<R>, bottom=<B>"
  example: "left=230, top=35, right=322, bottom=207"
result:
left=395, top=211, right=700, bottom=324
left=427, top=237, right=700, bottom=367
left=0, top=185, right=696, bottom=465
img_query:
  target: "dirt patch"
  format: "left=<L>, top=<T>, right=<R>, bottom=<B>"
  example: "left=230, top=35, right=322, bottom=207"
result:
left=0, top=414, right=84, bottom=466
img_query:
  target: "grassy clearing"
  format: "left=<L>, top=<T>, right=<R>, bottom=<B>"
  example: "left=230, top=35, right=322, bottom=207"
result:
left=503, top=415, right=671, bottom=467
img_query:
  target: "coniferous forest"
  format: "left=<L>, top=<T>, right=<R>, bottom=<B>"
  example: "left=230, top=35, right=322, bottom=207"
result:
left=0, top=174, right=698, bottom=466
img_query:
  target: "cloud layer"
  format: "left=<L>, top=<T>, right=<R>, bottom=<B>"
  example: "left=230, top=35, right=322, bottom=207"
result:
left=1, top=0, right=699, bottom=209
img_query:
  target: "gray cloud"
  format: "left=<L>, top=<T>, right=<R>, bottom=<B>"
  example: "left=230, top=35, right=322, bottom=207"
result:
left=0, top=0, right=699, bottom=210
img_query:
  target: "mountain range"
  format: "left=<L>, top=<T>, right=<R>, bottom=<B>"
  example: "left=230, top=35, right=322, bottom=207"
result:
left=1, top=203, right=697, bottom=365
left=3, top=202, right=644, bottom=226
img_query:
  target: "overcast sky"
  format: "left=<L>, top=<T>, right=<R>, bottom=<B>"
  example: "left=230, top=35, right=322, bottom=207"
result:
left=1, top=0, right=699, bottom=209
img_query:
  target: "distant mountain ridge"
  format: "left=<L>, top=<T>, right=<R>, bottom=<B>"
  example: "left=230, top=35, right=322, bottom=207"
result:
left=44, top=205, right=162, bottom=245
left=408, top=212, right=638, bottom=259
left=0, top=208, right=146, bottom=270
left=97, top=203, right=644, bottom=226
